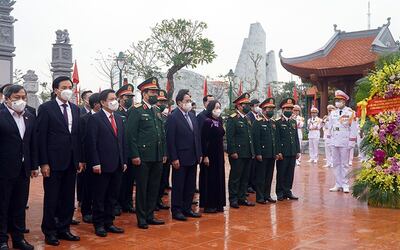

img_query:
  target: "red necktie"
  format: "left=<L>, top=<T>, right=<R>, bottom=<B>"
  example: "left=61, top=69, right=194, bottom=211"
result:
left=109, top=114, right=118, bottom=136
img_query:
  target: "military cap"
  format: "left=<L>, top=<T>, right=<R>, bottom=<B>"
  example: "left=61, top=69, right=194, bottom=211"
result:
left=233, top=92, right=251, bottom=105
left=280, top=98, right=296, bottom=109
left=138, top=77, right=159, bottom=92
left=157, top=89, right=168, bottom=101
left=334, top=90, right=349, bottom=101
left=116, top=84, right=134, bottom=98
left=260, top=97, right=276, bottom=108
left=310, top=107, right=319, bottom=113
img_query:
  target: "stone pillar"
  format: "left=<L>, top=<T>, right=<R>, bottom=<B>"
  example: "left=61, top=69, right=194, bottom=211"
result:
left=0, top=0, right=16, bottom=87
left=50, top=29, right=76, bottom=103
left=22, top=70, right=40, bottom=111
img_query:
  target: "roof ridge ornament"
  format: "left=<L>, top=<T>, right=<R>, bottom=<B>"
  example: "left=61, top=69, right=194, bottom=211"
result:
left=279, top=49, right=283, bottom=58
left=333, top=24, right=342, bottom=33
left=385, top=17, right=391, bottom=27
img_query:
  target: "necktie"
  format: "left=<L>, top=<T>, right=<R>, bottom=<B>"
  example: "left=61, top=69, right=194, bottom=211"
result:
left=339, top=110, right=342, bottom=115
left=61, top=104, right=69, bottom=127
left=109, top=114, right=118, bottom=136
left=184, top=113, right=193, bottom=131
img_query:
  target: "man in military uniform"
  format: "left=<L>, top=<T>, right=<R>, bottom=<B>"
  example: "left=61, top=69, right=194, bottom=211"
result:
left=126, top=77, right=166, bottom=229
left=292, top=105, right=304, bottom=166
left=115, top=84, right=136, bottom=215
left=326, top=90, right=357, bottom=193
left=154, top=90, right=171, bottom=210
left=252, top=98, right=278, bottom=204
left=227, top=93, right=255, bottom=208
left=307, top=107, right=322, bottom=164
left=275, top=98, right=300, bottom=201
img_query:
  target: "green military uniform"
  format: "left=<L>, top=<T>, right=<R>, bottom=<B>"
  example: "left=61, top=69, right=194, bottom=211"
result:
left=227, top=93, right=255, bottom=207
left=126, top=77, right=165, bottom=227
left=275, top=98, right=300, bottom=200
left=252, top=98, right=278, bottom=203
left=115, top=84, right=135, bottom=214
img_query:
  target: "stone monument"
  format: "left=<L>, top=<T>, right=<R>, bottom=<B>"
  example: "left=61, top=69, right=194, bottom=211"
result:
left=0, top=0, right=16, bottom=87
left=234, top=23, right=278, bottom=100
left=22, top=70, right=40, bottom=110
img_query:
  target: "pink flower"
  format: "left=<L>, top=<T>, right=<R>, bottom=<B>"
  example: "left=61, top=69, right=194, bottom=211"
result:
left=373, top=149, right=386, bottom=165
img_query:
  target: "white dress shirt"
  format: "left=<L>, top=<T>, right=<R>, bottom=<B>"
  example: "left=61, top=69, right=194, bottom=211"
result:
left=6, top=105, right=26, bottom=139
left=102, top=109, right=114, bottom=124
left=56, top=97, right=73, bottom=132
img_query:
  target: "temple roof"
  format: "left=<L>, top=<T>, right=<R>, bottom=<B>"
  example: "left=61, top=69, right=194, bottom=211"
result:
left=280, top=18, right=399, bottom=78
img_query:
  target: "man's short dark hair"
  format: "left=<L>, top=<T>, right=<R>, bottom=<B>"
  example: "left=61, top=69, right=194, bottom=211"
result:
left=250, top=99, right=260, bottom=107
left=52, top=76, right=72, bottom=90
left=4, top=85, right=26, bottom=98
left=0, top=83, right=12, bottom=94
left=89, top=93, right=100, bottom=109
left=81, top=90, right=93, bottom=100
left=175, top=89, right=190, bottom=104
left=202, top=94, right=213, bottom=103
left=192, top=102, right=196, bottom=106
left=99, top=89, right=115, bottom=102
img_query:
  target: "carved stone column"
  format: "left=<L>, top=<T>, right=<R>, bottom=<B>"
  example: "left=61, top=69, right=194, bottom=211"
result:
left=22, top=70, right=40, bottom=110
left=0, top=0, right=16, bottom=87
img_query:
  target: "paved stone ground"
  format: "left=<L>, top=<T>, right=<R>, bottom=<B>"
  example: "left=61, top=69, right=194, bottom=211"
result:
left=17, top=155, right=400, bottom=249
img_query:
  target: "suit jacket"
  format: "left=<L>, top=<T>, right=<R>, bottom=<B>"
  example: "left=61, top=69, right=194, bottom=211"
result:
left=196, top=109, right=208, bottom=135
left=36, top=99, right=81, bottom=171
left=86, top=110, right=127, bottom=173
left=79, top=112, right=92, bottom=163
left=166, top=108, right=202, bottom=166
left=246, top=111, right=257, bottom=125
left=80, top=106, right=89, bottom=116
left=0, top=107, right=37, bottom=179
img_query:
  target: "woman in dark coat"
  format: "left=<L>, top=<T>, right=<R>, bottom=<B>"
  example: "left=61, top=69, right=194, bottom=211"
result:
left=199, top=100, right=226, bottom=213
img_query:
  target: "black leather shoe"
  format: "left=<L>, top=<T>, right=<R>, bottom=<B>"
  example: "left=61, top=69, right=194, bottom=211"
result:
left=204, top=208, right=217, bottom=213
left=138, top=223, right=149, bottom=229
left=105, top=225, right=124, bottom=233
left=71, top=219, right=80, bottom=225
left=172, top=213, right=187, bottom=221
left=157, top=202, right=170, bottom=210
left=277, top=196, right=285, bottom=201
left=266, top=197, right=277, bottom=203
left=95, top=227, right=107, bottom=237
left=23, top=228, right=30, bottom=234
left=114, top=207, right=122, bottom=216
left=146, top=218, right=165, bottom=225
left=238, top=200, right=255, bottom=206
left=286, top=195, right=299, bottom=200
left=58, top=231, right=80, bottom=241
left=83, top=214, right=93, bottom=224
left=12, top=239, right=33, bottom=250
left=183, top=210, right=201, bottom=218
left=247, top=187, right=255, bottom=193
left=230, top=202, right=239, bottom=209
left=256, top=200, right=267, bottom=204
left=0, top=242, right=8, bottom=250
left=45, top=235, right=60, bottom=246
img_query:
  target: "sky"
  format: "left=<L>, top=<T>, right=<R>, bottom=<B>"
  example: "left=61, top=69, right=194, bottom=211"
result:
left=12, top=0, right=400, bottom=91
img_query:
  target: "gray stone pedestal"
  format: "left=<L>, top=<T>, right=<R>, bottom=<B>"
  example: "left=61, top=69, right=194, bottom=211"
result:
left=22, top=70, right=40, bottom=110
left=0, top=0, right=16, bottom=86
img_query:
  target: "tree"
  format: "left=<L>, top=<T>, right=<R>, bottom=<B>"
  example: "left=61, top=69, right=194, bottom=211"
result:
left=126, top=38, right=163, bottom=79
left=13, top=68, right=23, bottom=84
left=151, top=19, right=217, bottom=100
left=245, top=52, right=263, bottom=94
left=39, top=81, right=51, bottom=102
left=94, top=50, right=119, bottom=90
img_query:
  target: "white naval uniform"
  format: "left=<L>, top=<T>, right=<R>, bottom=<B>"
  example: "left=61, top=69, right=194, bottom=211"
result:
left=294, top=115, right=304, bottom=165
left=307, top=117, right=322, bottom=162
left=327, top=106, right=358, bottom=189
left=322, top=115, right=333, bottom=167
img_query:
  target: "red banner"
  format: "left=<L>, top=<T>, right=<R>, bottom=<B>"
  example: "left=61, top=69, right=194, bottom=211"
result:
left=367, top=96, right=400, bottom=115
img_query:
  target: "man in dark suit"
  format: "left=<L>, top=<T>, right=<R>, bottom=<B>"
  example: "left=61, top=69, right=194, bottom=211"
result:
left=246, top=99, right=261, bottom=194
left=166, top=89, right=202, bottom=221
left=79, top=90, right=93, bottom=116
left=0, top=85, right=38, bottom=250
left=37, top=76, right=83, bottom=246
left=196, top=95, right=214, bottom=135
left=86, top=89, right=126, bottom=237
left=79, top=93, right=101, bottom=224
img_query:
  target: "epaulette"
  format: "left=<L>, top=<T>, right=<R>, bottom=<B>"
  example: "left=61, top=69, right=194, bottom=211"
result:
left=230, top=113, right=238, bottom=118
left=134, top=103, right=142, bottom=108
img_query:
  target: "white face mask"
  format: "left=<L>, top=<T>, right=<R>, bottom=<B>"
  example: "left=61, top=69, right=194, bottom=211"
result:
left=335, top=101, right=344, bottom=109
left=162, top=108, right=169, bottom=116
left=182, top=102, right=192, bottom=112
left=212, top=108, right=222, bottom=117
left=254, top=106, right=262, bottom=114
left=60, top=89, right=73, bottom=101
left=108, top=100, right=119, bottom=111
left=11, top=99, right=27, bottom=113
